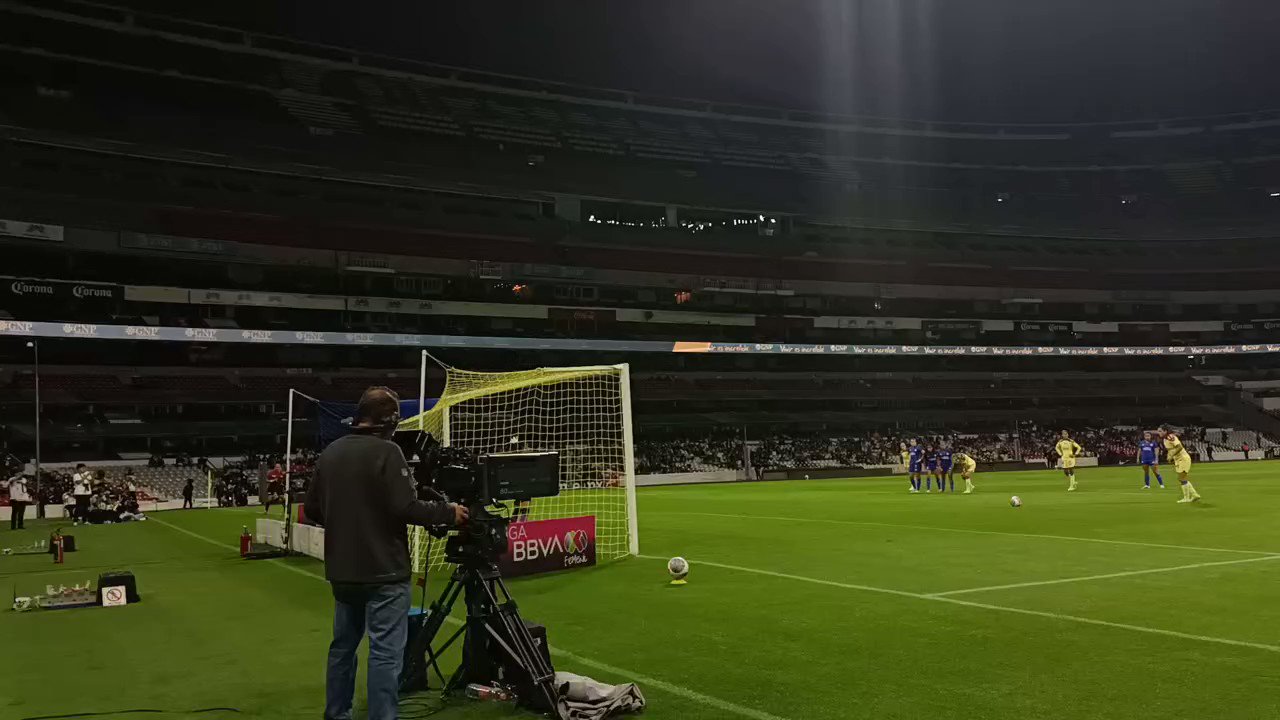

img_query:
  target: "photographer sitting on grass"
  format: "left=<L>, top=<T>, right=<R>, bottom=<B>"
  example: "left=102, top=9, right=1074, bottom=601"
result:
left=305, top=386, right=468, bottom=720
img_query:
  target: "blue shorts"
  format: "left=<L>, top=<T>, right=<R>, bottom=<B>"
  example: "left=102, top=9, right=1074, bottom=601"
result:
left=1140, top=458, right=1158, bottom=466
left=940, top=464, right=953, bottom=472
left=926, top=463, right=938, bottom=472
left=909, top=461, right=923, bottom=474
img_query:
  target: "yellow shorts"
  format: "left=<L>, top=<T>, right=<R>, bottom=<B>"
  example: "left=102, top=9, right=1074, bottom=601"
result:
left=1061, top=458, right=1077, bottom=470
left=1174, top=457, right=1192, bottom=474
left=959, top=464, right=976, bottom=476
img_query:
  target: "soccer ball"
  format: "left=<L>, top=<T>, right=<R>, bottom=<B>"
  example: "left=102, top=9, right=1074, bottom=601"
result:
left=667, top=556, right=690, bottom=581
left=1010, top=495, right=1022, bottom=508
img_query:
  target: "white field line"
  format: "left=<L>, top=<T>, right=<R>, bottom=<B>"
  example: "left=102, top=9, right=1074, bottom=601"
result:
left=668, top=511, right=1276, bottom=556
left=149, top=516, right=793, bottom=720
left=636, top=554, right=1280, bottom=655
left=928, top=554, right=1280, bottom=597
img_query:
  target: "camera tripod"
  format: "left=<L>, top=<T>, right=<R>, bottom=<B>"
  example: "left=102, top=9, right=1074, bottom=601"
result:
left=400, top=557, right=560, bottom=716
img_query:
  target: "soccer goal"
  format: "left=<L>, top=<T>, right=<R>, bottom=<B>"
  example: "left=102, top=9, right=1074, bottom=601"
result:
left=399, top=357, right=639, bottom=573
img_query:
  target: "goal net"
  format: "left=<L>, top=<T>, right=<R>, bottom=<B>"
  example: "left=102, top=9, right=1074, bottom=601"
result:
left=398, top=362, right=638, bottom=572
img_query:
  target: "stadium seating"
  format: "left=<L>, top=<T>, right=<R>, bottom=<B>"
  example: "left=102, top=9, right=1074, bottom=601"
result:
left=3, top=1, right=1280, bottom=478
left=4, top=2, right=1280, bottom=237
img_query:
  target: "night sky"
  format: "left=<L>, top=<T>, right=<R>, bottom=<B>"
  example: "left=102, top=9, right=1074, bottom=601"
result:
left=110, top=0, right=1280, bottom=124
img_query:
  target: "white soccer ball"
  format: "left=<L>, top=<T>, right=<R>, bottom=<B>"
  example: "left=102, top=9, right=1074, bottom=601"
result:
left=1010, top=495, right=1022, bottom=508
left=667, top=556, right=689, bottom=581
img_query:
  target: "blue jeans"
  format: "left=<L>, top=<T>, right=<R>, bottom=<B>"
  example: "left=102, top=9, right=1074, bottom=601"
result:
left=326, top=581, right=410, bottom=720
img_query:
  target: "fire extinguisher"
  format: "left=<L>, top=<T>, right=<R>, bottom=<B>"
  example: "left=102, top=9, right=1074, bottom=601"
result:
left=240, top=525, right=252, bottom=557
left=53, top=533, right=64, bottom=565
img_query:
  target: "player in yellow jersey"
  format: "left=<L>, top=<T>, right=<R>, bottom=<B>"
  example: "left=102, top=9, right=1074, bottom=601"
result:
left=1056, top=430, right=1083, bottom=491
left=899, top=443, right=914, bottom=493
left=1159, top=426, right=1200, bottom=503
left=954, top=452, right=977, bottom=494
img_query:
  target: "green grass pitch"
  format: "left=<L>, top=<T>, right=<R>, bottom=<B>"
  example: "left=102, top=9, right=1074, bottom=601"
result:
left=4, top=462, right=1280, bottom=719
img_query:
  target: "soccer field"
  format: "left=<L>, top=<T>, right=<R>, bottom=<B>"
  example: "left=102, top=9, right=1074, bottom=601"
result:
left=5, top=462, right=1280, bottom=720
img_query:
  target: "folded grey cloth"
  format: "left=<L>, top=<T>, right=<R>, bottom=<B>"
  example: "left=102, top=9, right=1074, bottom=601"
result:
left=555, top=671, right=646, bottom=720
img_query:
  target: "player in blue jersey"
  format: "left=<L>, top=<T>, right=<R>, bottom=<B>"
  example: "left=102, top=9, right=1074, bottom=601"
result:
left=1138, top=430, right=1165, bottom=489
left=908, top=439, right=924, bottom=493
left=924, top=445, right=939, bottom=492
left=937, top=445, right=954, bottom=492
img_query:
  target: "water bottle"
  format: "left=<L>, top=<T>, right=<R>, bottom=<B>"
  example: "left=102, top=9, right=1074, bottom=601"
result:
left=464, top=683, right=512, bottom=702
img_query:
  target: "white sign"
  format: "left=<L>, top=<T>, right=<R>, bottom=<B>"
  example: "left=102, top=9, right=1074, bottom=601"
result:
left=0, top=218, right=64, bottom=242
left=101, top=586, right=127, bottom=607
left=191, top=289, right=343, bottom=310
left=349, top=296, right=549, bottom=319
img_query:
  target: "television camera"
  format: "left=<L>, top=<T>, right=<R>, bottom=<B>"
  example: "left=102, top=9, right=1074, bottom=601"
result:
left=398, top=430, right=559, bottom=564
left=394, top=429, right=565, bottom=715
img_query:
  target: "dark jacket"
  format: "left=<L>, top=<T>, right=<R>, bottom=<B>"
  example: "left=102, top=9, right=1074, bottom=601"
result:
left=304, top=432, right=454, bottom=584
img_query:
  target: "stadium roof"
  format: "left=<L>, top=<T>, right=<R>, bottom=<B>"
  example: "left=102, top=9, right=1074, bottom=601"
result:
left=103, top=0, right=1280, bottom=125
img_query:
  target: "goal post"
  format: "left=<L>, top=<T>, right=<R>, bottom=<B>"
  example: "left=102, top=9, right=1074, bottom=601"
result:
left=398, top=359, right=639, bottom=572
left=619, top=363, right=639, bottom=556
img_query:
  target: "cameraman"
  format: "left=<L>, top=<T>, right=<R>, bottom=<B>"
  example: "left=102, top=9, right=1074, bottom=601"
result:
left=305, top=387, right=468, bottom=720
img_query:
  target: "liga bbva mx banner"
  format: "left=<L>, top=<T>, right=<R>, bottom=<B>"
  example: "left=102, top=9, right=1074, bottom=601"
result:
left=497, top=515, right=597, bottom=578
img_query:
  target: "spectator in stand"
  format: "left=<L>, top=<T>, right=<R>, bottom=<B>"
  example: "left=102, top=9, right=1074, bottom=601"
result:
left=115, top=493, right=147, bottom=522
left=86, top=492, right=116, bottom=524
left=182, top=479, right=195, bottom=509
left=62, top=491, right=76, bottom=520
left=33, top=470, right=61, bottom=518
left=72, top=464, right=93, bottom=526
left=4, top=471, right=31, bottom=530
left=1242, top=443, right=1250, bottom=460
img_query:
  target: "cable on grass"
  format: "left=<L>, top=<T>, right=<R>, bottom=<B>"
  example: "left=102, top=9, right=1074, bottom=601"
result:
left=21, top=708, right=240, bottom=719
left=399, top=694, right=451, bottom=719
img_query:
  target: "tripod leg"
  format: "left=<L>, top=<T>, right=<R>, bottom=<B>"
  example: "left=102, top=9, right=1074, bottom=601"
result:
left=399, top=573, right=466, bottom=694
left=476, top=575, right=560, bottom=713
left=426, top=625, right=466, bottom=688
left=443, top=565, right=562, bottom=714
left=492, top=576, right=555, bottom=683
left=481, top=613, right=559, bottom=712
